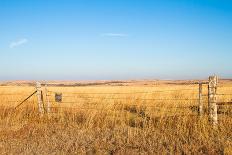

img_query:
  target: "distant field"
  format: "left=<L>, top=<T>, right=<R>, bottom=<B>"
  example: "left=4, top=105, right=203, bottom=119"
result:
left=0, top=80, right=231, bottom=154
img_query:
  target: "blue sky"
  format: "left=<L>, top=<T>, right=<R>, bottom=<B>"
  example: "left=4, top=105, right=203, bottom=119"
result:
left=0, top=0, right=232, bottom=80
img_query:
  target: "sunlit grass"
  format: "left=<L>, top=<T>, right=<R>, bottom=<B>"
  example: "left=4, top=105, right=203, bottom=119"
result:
left=0, top=82, right=231, bottom=154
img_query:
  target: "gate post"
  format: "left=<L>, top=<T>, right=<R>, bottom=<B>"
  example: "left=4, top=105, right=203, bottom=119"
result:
left=36, top=82, right=44, bottom=114
left=208, top=76, right=218, bottom=125
left=44, top=83, right=51, bottom=113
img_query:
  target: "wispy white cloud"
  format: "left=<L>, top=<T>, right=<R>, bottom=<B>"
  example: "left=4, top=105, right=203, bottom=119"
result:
left=101, top=33, right=128, bottom=37
left=9, top=38, right=28, bottom=48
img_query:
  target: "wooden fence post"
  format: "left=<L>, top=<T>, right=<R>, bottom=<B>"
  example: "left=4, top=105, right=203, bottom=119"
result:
left=44, top=83, right=51, bottom=113
left=36, top=82, right=44, bottom=114
left=208, top=76, right=218, bottom=125
left=198, top=82, right=203, bottom=115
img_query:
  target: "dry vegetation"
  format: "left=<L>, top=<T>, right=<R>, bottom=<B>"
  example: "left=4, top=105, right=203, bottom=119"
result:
left=0, top=80, right=231, bottom=154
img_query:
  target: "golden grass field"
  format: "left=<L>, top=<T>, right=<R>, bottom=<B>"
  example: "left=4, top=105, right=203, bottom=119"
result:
left=0, top=80, right=231, bottom=154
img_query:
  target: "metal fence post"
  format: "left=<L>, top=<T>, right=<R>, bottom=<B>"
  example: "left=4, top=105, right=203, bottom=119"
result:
left=36, top=82, right=44, bottom=114
left=208, top=76, right=218, bottom=125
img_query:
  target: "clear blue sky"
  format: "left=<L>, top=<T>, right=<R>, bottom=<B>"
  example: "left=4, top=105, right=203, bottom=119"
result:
left=1, top=0, right=232, bottom=80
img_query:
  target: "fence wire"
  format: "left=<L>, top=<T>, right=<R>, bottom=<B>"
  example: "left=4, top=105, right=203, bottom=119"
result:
left=0, top=79, right=231, bottom=117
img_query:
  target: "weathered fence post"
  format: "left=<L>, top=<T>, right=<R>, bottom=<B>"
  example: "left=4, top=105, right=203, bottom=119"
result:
left=44, top=83, right=51, bottom=113
left=208, top=76, right=218, bottom=125
left=198, top=82, right=203, bottom=115
left=36, top=82, right=44, bottom=114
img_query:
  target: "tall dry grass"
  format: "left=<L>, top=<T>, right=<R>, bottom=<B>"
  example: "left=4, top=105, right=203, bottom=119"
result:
left=0, top=82, right=231, bottom=154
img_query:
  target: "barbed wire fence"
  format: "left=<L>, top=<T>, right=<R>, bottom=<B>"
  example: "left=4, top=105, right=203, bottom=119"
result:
left=0, top=75, right=231, bottom=125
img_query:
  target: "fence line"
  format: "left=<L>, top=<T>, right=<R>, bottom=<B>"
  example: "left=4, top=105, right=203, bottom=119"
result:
left=0, top=75, right=231, bottom=127
left=217, top=93, right=232, bottom=96
left=217, top=85, right=232, bottom=88
left=48, top=96, right=199, bottom=100
left=48, top=106, right=197, bottom=113
left=217, top=102, right=232, bottom=105
left=48, top=101, right=126, bottom=104
left=48, top=103, right=197, bottom=109
left=47, top=89, right=198, bottom=95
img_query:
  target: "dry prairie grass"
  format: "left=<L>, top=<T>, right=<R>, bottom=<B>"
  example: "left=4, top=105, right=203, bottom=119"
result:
left=0, top=81, right=231, bottom=154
